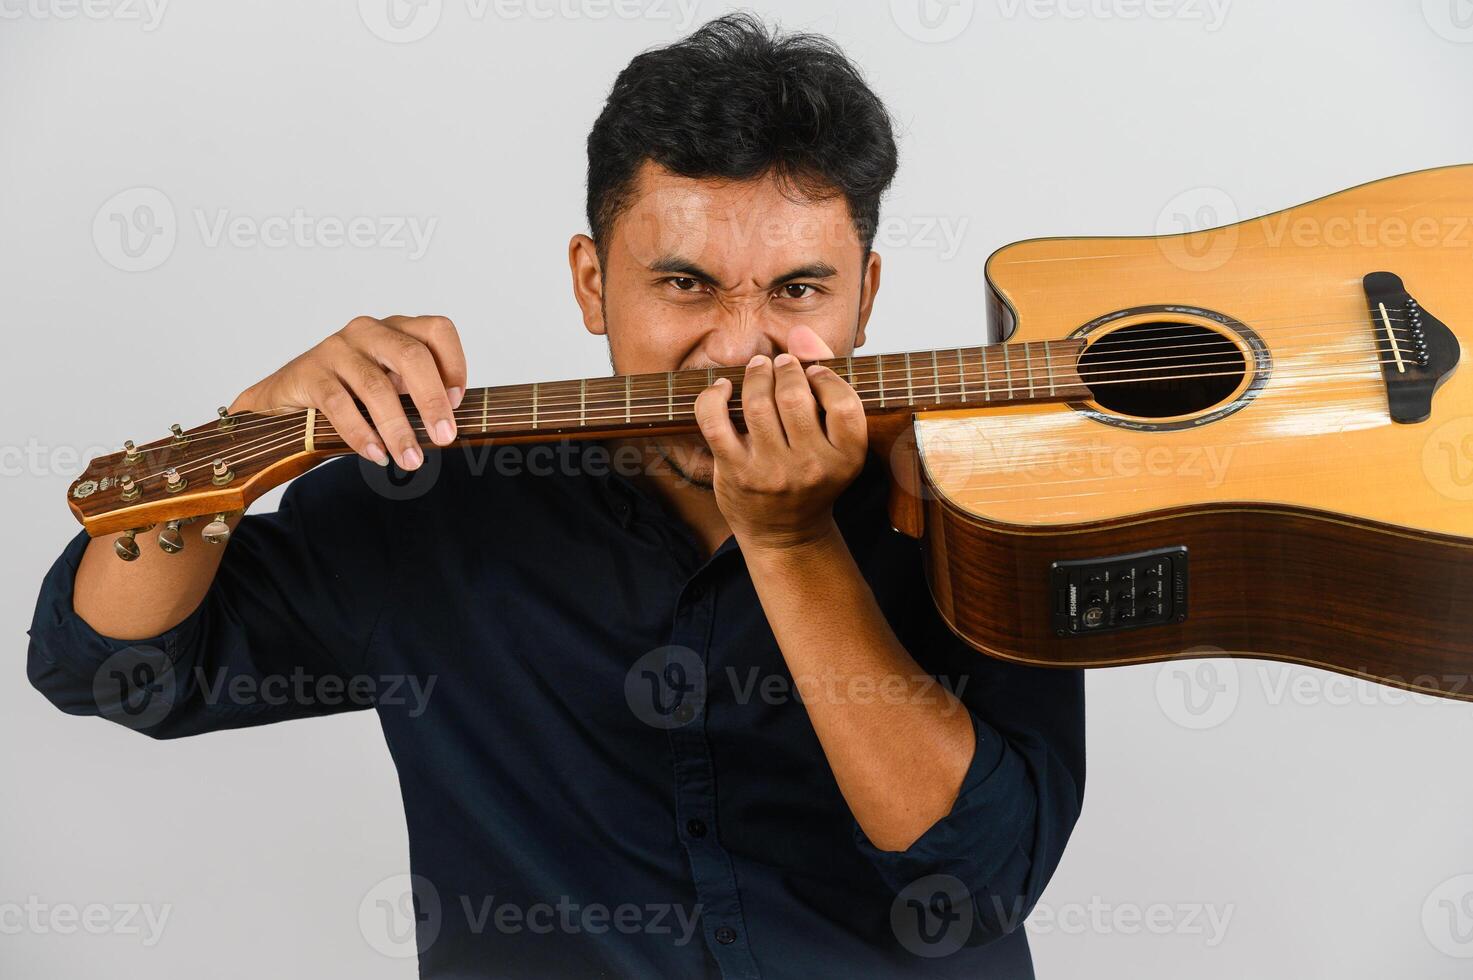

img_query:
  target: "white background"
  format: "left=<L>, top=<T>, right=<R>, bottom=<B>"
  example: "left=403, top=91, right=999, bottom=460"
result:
left=4, top=1, right=1473, bottom=977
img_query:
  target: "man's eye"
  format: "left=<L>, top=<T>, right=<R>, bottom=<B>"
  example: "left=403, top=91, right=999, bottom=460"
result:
left=668, top=277, right=701, bottom=292
left=779, top=283, right=817, bottom=299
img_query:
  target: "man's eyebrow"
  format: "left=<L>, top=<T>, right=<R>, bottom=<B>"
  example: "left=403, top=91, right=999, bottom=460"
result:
left=647, top=256, right=840, bottom=290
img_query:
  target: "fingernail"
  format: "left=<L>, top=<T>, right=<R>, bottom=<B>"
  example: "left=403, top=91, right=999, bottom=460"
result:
left=403, top=447, right=424, bottom=470
left=365, top=443, right=389, bottom=466
left=435, top=419, right=456, bottom=444
left=774, top=353, right=795, bottom=367
left=748, top=354, right=766, bottom=367
left=448, top=386, right=464, bottom=409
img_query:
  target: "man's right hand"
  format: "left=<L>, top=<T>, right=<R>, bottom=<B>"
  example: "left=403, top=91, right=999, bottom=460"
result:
left=228, top=315, right=468, bottom=471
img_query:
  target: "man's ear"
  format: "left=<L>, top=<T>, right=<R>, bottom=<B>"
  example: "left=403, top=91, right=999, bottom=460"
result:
left=855, top=250, right=881, bottom=350
left=568, top=234, right=607, bottom=336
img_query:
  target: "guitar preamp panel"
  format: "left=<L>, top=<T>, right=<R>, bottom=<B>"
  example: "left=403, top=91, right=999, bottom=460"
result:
left=1050, top=547, right=1188, bottom=636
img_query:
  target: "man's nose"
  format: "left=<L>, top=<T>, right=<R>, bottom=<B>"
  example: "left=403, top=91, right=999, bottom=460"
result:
left=700, top=306, right=780, bottom=367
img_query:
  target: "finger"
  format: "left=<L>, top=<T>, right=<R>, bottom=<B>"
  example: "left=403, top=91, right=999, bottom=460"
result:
left=771, top=352, right=821, bottom=443
left=785, top=325, right=836, bottom=362
left=394, top=315, right=469, bottom=409
left=341, top=354, right=425, bottom=470
left=739, top=354, right=786, bottom=450
left=366, top=327, right=458, bottom=447
left=310, top=376, right=387, bottom=466
left=694, top=376, right=746, bottom=462
left=807, top=364, right=868, bottom=457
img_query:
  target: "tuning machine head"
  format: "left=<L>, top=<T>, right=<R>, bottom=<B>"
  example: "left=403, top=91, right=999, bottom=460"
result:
left=202, top=514, right=231, bottom=545
left=113, top=523, right=157, bottom=562
left=158, top=520, right=185, bottom=554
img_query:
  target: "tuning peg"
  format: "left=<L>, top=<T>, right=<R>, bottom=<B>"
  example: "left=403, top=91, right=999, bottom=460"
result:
left=114, top=529, right=141, bottom=562
left=170, top=423, right=187, bottom=444
left=202, top=514, right=230, bottom=545
left=216, top=406, right=236, bottom=430
left=123, top=439, right=141, bottom=464
left=119, top=473, right=140, bottom=501
left=158, top=520, right=184, bottom=554
left=164, top=467, right=186, bottom=492
left=211, top=458, right=234, bottom=486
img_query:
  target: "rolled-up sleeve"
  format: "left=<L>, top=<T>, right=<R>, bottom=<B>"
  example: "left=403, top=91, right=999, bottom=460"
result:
left=856, top=574, right=1087, bottom=947
left=27, top=457, right=398, bottom=739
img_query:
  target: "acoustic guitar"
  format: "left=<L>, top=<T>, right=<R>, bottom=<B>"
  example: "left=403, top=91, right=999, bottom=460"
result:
left=66, top=165, right=1473, bottom=700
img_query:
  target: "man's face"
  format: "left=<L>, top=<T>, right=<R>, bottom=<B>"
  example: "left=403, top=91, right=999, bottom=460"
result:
left=569, top=160, right=881, bottom=488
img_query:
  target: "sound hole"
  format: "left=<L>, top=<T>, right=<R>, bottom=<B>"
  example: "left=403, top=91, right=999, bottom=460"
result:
left=1078, top=322, right=1245, bottom=418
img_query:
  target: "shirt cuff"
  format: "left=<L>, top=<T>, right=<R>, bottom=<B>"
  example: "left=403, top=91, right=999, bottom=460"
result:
left=852, top=709, right=1038, bottom=898
left=27, top=529, right=208, bottom=699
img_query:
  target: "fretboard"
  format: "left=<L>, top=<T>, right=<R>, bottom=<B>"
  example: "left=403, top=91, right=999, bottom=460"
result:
left=347, top=341, right=1088, bottom=446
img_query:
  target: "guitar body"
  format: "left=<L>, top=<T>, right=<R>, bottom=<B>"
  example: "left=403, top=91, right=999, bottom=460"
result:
left=915, top=165, right=1473, bottom=699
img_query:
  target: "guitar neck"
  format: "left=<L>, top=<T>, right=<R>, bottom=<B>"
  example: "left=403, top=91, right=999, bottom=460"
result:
left=378, top=340, right=1091, bottom=449
left=67, top=339, right=1091, bottom=538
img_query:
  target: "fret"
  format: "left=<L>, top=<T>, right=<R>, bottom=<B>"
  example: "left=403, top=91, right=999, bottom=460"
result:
left=1025, top=343, right=1036, bottom=398
left=931, top=350, right=941, bottom=404
left=957, top=347, right=967, bottom=401
left=845, top=353, right=853, bottom=385
left=981, top=346, right=991, bottom=401
left=1044, top=340, right=1056, bottom=396
left=904, top=351, right=914, bottom=406
left=666, top=371, right=674, bottom=419
left=877, top=355, right=886, bottom=408
left=579, top=378, right=586, bottom=426
left=480, top=387, right=489, bottom=433
left=531, top=384, right=540, bottom=429
left=1002, top=344, right=1013, bottom=399
left=624, top=374, right=631, bottom=423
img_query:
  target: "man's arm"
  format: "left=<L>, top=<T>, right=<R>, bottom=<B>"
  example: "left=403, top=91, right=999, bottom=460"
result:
left=72, top=314, right=466, bottom=643
left=695, top=347, right=1086, bottom=941
left=739, top=525, right=974, bottom=851
left=33, top=315, right=467, bottom=736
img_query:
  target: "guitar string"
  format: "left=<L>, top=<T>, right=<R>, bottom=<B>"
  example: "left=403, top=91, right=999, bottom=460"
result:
left=125, top=342, right=1411, bottom=484
left=126, top=319, right=1421, bottom=456
left=155, top=305, right=1421, bottom=430
left=163, top=309, right=1424, bottom=438
left=128, top=362, right=1401, bottom=491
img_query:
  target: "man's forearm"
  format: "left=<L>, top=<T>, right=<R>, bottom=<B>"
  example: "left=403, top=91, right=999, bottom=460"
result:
left=740, top=521, right=976, bottom=852
left=74, top=519, right=238, bottom=641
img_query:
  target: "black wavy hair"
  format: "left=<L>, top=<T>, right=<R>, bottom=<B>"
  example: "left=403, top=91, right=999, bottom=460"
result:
left=585, top=12, right=899, bottom=265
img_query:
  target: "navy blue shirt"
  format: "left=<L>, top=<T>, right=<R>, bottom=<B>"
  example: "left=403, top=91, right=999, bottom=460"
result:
left=29, top=441, right=1085, bottom=978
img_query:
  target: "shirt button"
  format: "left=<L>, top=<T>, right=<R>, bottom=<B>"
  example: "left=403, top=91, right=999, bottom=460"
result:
left=685, top=818, right=707, bottom=839
left=686, top=583, right=706, bottom=603
left=715, top=926, right=737, bottom=945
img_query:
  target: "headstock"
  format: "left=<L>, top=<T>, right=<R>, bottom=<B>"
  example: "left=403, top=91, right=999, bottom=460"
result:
left=68, top=407, right=334, bottom=557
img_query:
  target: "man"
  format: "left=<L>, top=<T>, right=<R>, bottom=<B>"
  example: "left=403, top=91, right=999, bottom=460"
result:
left=29, top=14, right=1084, bottom=979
